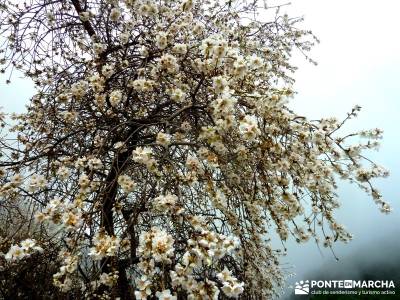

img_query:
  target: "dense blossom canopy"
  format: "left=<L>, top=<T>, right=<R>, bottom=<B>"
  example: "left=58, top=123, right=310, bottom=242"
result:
left=0, top=0, right=390, bottom=299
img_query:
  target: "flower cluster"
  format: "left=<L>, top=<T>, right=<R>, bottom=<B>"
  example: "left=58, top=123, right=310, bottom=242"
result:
left=217, top=268, right=245, bottom=298
left=4, top=239, right=43, bottom=262
left=138, top=227, right=175, bottom=264
left=88, top=231, right=121, bottom=260
left=53, top=252, right=79, bottom=292
left=109, top=90, right=123, bottom=107
left=238, top=115, right=261, bottom=141
left=132, top=146, right=158, bottom=172
left=35, top=198, right=83, bottom=232
left=156, top=132, right=172, bottom=147
left=27, top=174, right=48, bottom=192
left=0, top=173, right=23, bottom=194
left=182, top=230, right=240, bottom=268
left=99, top=272, right=119, bottom=287
left=159, top=54, right=179, bottom=73
left=118, top=174, right=136, bottom=193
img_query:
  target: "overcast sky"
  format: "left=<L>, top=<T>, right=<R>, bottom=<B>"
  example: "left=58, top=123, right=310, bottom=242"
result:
left=1, top=1, right=399, bottom=298
left=280, top=0, right=400, bottom=298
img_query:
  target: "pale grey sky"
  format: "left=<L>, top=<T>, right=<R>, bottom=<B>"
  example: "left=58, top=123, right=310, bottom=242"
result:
left=280, top=0, right=400, bottom=298
left=1, top=74, right=35, bottom=114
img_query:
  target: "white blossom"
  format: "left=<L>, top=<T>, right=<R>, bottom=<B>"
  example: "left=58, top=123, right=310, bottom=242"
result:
left=110, top=7, right=121, bottom=22
left=89, top=232, right=121, bottom=260
left=156, top=289, right=177, bottom=300
left=118, top=174, right=136, bottom=193
left=5, top=239, right=43, bottom=262
left=109, top=90, right=123, bottom=106
left=156, top=132, right=171, bottom=147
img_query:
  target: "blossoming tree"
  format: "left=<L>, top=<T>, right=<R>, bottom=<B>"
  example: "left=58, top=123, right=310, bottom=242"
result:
left=0, top=0, right=390, bottom=299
